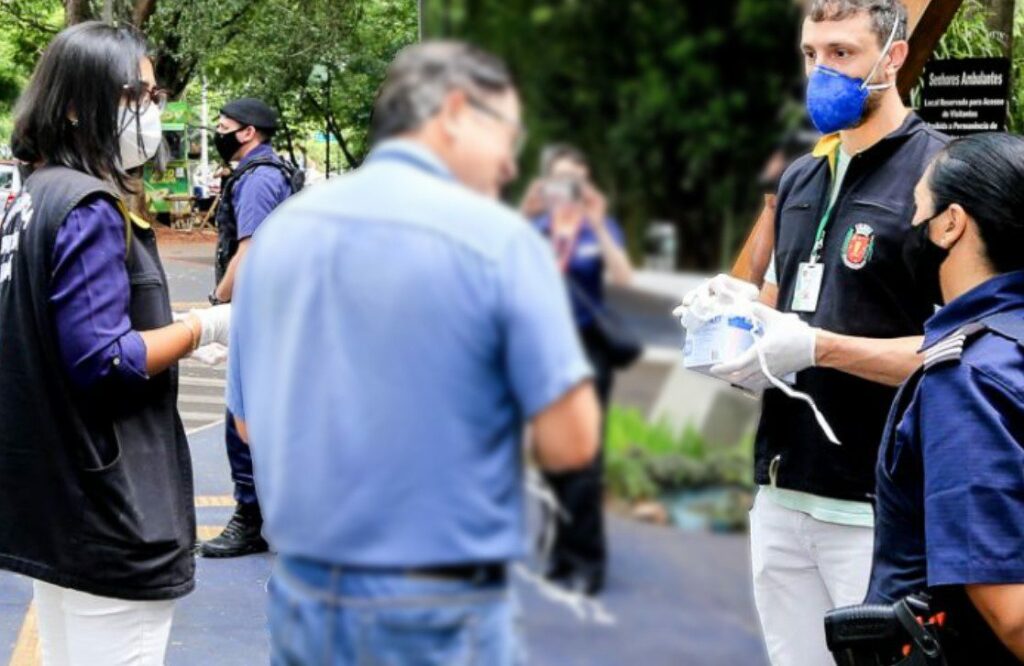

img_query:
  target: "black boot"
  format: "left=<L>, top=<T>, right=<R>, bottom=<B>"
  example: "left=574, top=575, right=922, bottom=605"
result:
left=198, top=503, right=269, bottom=558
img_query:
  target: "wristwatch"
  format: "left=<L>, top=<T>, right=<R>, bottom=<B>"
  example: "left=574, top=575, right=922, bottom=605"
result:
left=208, top=291, right=226, bottom=306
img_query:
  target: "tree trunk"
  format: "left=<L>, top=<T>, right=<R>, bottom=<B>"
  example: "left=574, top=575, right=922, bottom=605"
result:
left=899, top=0, right=966, bottom=95
left=65, top=0, right=94, bottom=25
left=132, top=0, right=159, bottom=28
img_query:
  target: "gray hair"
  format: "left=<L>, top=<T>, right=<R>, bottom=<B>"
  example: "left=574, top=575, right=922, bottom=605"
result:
left=371, top=40, right=515, bottom=142
left=805, top=0, right=908, bottom=45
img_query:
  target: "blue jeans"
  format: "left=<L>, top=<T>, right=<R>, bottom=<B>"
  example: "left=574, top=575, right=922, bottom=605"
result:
left=268, top=556, right=525, bottom=665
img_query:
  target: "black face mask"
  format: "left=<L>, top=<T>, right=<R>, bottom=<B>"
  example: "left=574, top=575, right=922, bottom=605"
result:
left=214, top=128, right=244, bottom=163
left=902, top=213, right=950, bottom=307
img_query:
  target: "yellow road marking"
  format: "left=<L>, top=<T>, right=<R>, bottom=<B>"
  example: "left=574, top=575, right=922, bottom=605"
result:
left=171, top=301, right=210, bottom=311
left=195, top=495, right=234, bottom=508
left=8, top=602, right=39, bottom=666
left=197, top=525, right=224, bottom=540
left=7, top=420, right=232, bottom=665
left=8, top=522, right=231, bottom=666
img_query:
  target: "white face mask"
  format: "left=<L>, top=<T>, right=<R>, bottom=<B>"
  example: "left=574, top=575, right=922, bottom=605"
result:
left=118, top=104, right=163, bottom=170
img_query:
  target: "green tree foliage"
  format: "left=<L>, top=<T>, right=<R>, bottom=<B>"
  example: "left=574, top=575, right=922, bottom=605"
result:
left=173, top=0, right=416, bottom=168
left=0, top=0, right=62, bottom=137
left=0, top=0, right=417, bottom=166
left=426, top=0, right=802, bottom=267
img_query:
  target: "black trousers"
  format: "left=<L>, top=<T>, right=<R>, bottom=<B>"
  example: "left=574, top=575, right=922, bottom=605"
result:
left=226, top=408, right=259, bottom=507
left=543, top=325, right=613, bottom=577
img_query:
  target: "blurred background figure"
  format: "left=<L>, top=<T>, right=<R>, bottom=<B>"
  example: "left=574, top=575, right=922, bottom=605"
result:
left=738, top=120, right=819, bottom=288
left=521, top=144, right=634, bottom=596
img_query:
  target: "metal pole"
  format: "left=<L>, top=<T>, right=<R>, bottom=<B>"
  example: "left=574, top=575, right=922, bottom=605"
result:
left=325, top=71, right=331, bottom=179
left=199, top=74, right=209, bottom=197
left=102, top=0, right=114, bottom=23
left=418, top=0, right=424, bottom=40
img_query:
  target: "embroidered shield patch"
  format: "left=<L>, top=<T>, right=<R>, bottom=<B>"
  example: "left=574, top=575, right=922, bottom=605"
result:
left=842, top=223, right=875, bottom=270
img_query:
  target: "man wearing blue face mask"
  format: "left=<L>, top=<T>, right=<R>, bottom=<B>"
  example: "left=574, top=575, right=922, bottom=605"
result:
left=679, top=1, right=947, bottom=664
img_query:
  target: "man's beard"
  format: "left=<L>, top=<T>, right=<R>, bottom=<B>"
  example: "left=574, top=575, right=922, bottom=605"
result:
left=849, top=86, right=888, bottom=129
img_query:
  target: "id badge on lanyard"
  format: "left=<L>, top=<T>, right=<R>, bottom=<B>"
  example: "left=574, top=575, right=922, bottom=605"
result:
left=792, top=262, right=824, bottom=312
left=791, top=150, right=840, bottom=313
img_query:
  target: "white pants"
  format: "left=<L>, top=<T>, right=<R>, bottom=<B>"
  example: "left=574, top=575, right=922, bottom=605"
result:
left=749, top=493, right=874, bottom=666
left=33, top=580, right=176, bottom=666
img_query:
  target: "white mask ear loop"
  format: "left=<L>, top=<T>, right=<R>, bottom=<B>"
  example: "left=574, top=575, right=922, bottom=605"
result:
left=517, top=468, right=618, bottom=626
left=861, top=19, right=900, bottom=91
left=749, top=323, right=842, bottom=446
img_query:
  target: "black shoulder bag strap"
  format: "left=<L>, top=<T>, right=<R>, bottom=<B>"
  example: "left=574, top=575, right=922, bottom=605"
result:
left=565, top=275, right=642, bottom=370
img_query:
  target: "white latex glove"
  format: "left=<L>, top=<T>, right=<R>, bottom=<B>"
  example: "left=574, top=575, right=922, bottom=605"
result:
left=710, top=302, right=817, bottom=391
left=672, top=274, right=760, bottom=331
left=190, top=304, right=231, bottom=347
left=190, top=342, right=228, bottom=366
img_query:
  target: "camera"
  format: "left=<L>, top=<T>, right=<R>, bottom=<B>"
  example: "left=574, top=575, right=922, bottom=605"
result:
left=542, top=177, right=582, bottom=206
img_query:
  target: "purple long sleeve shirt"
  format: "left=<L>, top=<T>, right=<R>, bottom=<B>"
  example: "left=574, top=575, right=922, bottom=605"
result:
left=50, top=195, right=148, bottom=390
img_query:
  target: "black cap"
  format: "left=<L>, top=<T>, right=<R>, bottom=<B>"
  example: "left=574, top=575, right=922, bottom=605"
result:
left=220, top=98, right=279, bottom=132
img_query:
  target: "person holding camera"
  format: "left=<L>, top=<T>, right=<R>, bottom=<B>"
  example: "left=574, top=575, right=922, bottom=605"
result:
left=854, top=132, right=1024, bottom=665
left=522, top=144, right=633, bottom=596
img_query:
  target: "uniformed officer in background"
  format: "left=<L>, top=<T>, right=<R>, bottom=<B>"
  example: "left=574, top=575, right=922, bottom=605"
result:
left=679, top=1, right=948, bottom=663
left=200, top=97, right=294, bottom=558
left=862, top=132, right=1024, bottom=664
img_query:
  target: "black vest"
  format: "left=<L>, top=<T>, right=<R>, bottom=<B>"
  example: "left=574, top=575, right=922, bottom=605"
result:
left=0, top=167, right=195, bottom=600
left=758, top=114, right=949, bottom=501
left=215, top=154, right=293, bottom=284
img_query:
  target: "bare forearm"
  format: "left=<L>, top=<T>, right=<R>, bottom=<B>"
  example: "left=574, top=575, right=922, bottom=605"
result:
left=815, top=331, right=923, bottom=386
left=215, top=260, right=239, bottom=302
left=214, top=240, right=250, bottom=302
left=140, top=316, right=199, bottom=376
left=234, top=416, right=249, bottom=444
left=595, top=226, right=633, bottom=285
left=532, top=381, right=601, bottom=472
left=968, top=584, right=1024, bottom=660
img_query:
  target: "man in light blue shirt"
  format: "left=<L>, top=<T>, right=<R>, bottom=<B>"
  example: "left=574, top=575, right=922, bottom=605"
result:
left=227, top=41, right=600, bottom=665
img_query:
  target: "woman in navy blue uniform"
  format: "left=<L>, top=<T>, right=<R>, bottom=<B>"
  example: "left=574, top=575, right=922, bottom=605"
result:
left=866, top=132, right=1024, bottom=663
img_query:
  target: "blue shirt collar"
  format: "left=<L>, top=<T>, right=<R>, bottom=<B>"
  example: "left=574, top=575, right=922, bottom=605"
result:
left=238, top=142, right=275, bottom=168
left=367, top=139, right=454, bottom=181
left=922, top=270, right=1024, bottom=349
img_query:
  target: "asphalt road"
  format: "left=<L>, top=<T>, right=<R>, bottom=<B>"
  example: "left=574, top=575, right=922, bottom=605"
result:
left=1, top=234, right=768, bottom=666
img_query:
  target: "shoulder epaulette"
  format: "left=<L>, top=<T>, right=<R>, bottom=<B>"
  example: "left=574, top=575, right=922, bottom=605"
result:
left=923, top=322, right=986, bottom=371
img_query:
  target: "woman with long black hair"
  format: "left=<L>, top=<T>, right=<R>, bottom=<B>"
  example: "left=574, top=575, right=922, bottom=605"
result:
left=0, top=22, right=229, bottom=664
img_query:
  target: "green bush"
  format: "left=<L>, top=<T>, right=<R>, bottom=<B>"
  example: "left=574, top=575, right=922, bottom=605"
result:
left=604, top=406, right=753, bottom=502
